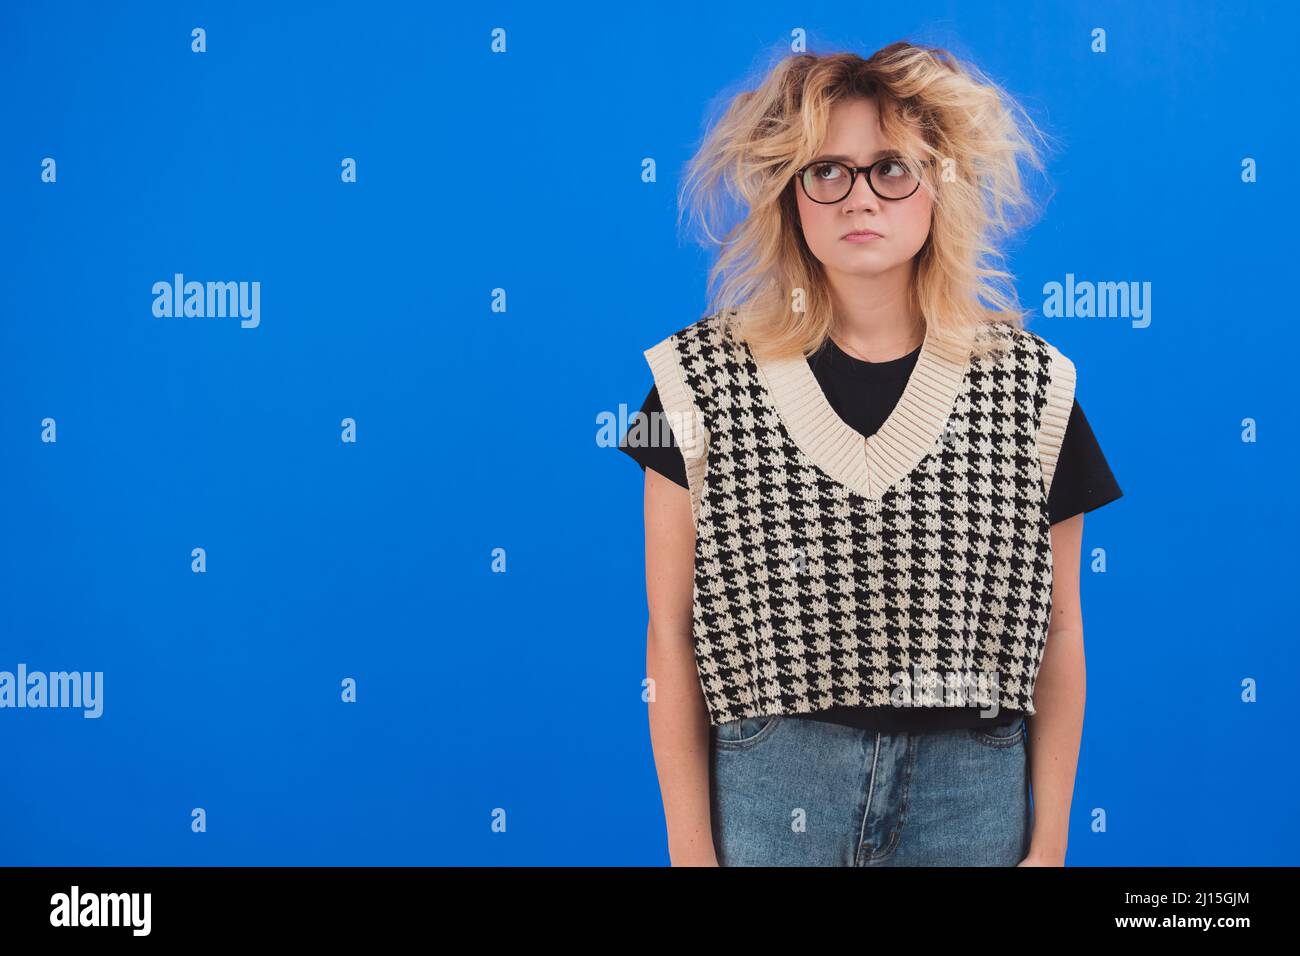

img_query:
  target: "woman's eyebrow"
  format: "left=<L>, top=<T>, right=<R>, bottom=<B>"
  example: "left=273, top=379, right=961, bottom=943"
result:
left=812, top=149, right=899, bottom=163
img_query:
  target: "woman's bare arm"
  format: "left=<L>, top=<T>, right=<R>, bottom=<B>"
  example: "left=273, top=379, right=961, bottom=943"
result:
left=1023, top=511, right=1088, bottom=865
left=642, top=467, right=717, bottom=866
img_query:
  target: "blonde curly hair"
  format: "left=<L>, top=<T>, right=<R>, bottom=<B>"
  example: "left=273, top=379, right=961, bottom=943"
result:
left=678, top=41, right=1059, bottom=362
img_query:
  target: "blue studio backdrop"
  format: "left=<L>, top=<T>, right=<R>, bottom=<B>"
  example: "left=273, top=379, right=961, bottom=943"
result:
left=2, top=0, right=1297, bottom=865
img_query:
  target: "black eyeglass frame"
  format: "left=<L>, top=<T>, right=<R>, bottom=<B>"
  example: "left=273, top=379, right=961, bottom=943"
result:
left=792, top=156, right=932, bottom=204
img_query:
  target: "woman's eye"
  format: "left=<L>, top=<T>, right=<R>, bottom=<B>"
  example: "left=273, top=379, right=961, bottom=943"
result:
left=813, top=163, right=843, bottom=180
left=880, top=159, right=910, bottom=178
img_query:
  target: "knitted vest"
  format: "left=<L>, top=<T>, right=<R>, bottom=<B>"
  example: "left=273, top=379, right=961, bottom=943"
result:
left=642, top=311, right=1076, bottom=725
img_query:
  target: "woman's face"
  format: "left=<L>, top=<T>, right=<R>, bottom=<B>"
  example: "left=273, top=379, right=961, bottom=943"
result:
left=793, top=97, right=933, bottom=284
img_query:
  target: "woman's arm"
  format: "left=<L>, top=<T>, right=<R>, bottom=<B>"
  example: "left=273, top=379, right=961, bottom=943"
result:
left=1022, top=511, right=1088, bottom=865
left=642, top=467, right=717, bottom=866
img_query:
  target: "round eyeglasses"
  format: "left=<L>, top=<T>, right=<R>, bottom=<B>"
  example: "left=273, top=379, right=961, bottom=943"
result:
left=794, top=157, right=925, bottom=204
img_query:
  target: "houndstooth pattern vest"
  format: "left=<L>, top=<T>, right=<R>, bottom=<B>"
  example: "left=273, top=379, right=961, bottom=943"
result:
left=642, top=311, right=1076, bottom=725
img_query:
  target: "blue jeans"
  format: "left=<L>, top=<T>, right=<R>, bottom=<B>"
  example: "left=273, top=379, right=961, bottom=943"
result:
left=709, top=713, right=1032, bottom=866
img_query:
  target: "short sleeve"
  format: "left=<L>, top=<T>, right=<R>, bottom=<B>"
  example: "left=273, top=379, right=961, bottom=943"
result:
left=637, top=332, right=710, bottom=523
left=618, top=385, right=690, bottom=490
left=1046, top=398, right=1123, bottom=525
left=1036, top=341, right=1076, bottom=495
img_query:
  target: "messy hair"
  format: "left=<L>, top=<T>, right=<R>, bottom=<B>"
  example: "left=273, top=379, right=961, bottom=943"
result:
left=678, top=41, right=1058, bottom=362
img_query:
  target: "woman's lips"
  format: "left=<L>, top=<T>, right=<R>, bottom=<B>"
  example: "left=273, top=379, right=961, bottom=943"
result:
left=841, top=231, right=883, bottom=243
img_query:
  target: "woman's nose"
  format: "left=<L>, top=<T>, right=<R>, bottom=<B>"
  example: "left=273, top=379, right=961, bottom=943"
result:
left=841, top=172, right=881, bottom=213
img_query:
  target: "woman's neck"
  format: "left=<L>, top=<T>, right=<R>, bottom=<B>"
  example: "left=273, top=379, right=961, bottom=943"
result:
left=826, top=265, right=923, bottom=362
left=829, top=305, right=924, bottom=363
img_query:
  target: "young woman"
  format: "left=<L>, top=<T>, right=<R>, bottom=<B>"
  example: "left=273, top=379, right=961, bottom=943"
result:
left=620, top=42, right=1122, bottom=866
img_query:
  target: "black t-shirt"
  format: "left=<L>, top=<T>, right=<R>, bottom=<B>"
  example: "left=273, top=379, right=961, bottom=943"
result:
left=620, top=333, right=1123, bottom=734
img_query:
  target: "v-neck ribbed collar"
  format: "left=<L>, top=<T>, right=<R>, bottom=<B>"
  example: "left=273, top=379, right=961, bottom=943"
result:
left=752, top=323, right=973, bottom=501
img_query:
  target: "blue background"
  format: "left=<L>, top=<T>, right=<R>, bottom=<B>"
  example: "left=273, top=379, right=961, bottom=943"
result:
left=2, top=0, right=1296, bottom=865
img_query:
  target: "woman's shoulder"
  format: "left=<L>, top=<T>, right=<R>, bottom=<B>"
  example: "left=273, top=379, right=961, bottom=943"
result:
left=974, top=318, right=1076, bottom=376
left=1014, top=322, right=1073, bottom=366
left=673, top=308, right=732, bottom=341
left=643, top=309, right=738, bottom=362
